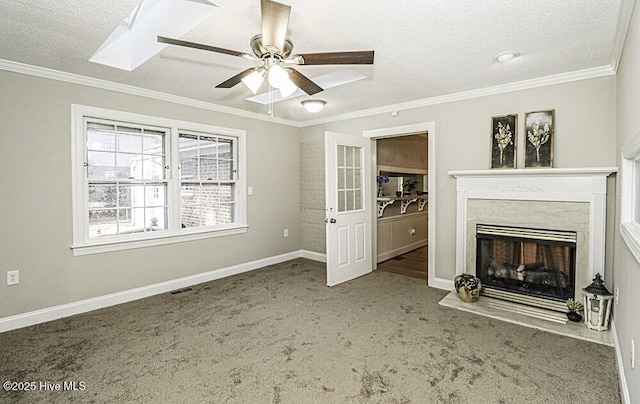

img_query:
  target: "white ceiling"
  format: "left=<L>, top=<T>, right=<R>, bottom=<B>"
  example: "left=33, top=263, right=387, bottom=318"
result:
left=0, top=0, right=631, bottom=123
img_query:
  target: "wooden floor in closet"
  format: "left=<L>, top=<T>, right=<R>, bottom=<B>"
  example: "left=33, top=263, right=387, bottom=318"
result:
left=377, top=246, right=428, bottom=280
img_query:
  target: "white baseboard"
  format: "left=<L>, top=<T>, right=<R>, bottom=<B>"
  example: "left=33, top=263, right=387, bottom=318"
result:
left=611, top=320, right=631, bottom=404
left=429, top=276, right=454, bottom=291
left=0, top=250, right=313, bottom=334
left=300, top=249, right=327, bottom=262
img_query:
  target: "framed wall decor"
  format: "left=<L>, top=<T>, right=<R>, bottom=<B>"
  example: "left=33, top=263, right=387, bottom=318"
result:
left=491, top=114, right=517, bottom=169
left=524, top=109, right=554, bottom=168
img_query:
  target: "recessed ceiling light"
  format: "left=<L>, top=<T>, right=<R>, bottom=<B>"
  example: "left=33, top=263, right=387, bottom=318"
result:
left=495, top=51, right=519, bottom=63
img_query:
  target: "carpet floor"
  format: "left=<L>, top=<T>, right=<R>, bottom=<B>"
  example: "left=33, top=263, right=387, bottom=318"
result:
left=0, top=259, right=620, bottom=403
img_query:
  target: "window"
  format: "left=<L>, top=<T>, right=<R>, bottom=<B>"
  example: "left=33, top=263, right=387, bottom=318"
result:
left=336, top=145, right=363, bottom=212
left=72, top=105, right=246, bottom=255
left=620, top=130, right=640, bottom=264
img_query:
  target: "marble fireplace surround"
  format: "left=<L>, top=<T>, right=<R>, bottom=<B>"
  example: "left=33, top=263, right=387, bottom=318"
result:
left=449, top=168, right=617, bottom=306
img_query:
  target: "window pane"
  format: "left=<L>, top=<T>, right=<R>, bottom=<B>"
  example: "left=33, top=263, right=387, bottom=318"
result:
left=338, top=190, right=346, bottom=212
left=217, top=159, right=234, bottom=181
left=143, top=155, right=165, bottom=180
left=89, top=209, right=118, bottom=238
left=355, top=189, right=362, bottom=210
left=338, top=168, right=345, bottom=189
left=88, top=185, right=117, bottom=208
left=146, top=206, right=167, bottom=231
left=180, top=183, right=235, bottom=228
left=117, top=133, right=142, bottom=153
left=218, top=139, right=233, bottom=159
left=119, top=208, right=145, bottom=234
left=337, top=145, right=345, bottom=166
left=146, top=186, right=166, bottom=207
left=129, top=185, right=145, bottom=208
left=346, top=190, right=355, bottom=211
left=115, top=153, right=136, bottom=179
left=180, top=158, right=197, bottom=180
left=87, top=151, right=115, bottom=179
left=87, top=130, right=115, bottom=152
left=199, top=137, right=218, bottom=159
left=217, top=204, right=234, bottom=225
left=143, top=134, right=163, bottom=154
left=199, top=158, right=217, bottom=180
left=345, top=146, right=354, bottom=166
left=346, top=168, right=354, bottom=188
left=118, top=185, right=132, bottom=208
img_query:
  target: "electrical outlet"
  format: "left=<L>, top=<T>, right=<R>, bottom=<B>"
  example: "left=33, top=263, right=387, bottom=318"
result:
left=615, top=287, right=619, bottom=305
left=284, top=229, right=289, bottom=237
left=6, top=270, right=19, bottom=286
left=632, top=339, right=635, bottom=369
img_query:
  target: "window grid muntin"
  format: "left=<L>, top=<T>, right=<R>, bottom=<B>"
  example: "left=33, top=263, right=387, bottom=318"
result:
left=336, top=145, right=363, bottom=213
left=178, top=131, right=237, bottom=228
left=85, top=118, right=170, bottom=239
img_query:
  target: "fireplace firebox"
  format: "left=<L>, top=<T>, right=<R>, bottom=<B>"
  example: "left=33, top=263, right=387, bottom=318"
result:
left=476, top=224, right=577, bottom=312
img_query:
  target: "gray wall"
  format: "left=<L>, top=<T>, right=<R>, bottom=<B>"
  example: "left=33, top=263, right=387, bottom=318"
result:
left=615, top=2, right=640, bottom=400
left=299, top=76, right=617, bottom=285
left=0, top=70, right=301, bottom=318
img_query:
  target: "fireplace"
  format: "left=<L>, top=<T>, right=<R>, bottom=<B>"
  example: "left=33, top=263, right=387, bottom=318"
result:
left=476, top=224, right=577, bottom=312
left=448, top=167, right=616, bottom=321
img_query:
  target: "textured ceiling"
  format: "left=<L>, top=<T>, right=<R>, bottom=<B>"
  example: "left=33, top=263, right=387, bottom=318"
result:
left=0, top=0, right=628, bottom=122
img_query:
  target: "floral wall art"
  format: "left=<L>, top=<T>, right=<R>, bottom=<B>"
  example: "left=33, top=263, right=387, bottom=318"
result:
left=491, top=114, right=517, bottom=168
left=524, top=110, right=554, bottom=168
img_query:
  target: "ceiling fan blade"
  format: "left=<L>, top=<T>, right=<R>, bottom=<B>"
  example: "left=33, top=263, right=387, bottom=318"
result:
left=261, top=0, right=291, bottom=52
left=287, top=68, right=323, bottom=95
left=215, top=68, right=257, bottom=89
left=291, top=51, right=375, bottom=65
left=158, top=36, right=253, bottom=59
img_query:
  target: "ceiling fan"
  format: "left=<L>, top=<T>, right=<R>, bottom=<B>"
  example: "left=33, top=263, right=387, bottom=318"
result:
left=157, top=0, right=374, bottom=97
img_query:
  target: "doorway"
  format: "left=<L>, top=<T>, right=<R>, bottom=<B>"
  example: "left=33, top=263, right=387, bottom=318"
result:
left=374, top=134, right=429, bottom=279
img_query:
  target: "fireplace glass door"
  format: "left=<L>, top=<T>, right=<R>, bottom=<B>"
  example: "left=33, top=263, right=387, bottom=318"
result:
left=476, top=224, right=577, bottom=302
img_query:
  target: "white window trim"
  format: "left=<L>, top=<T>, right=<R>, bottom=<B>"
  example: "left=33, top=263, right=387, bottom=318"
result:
left=620, top=130, right=640, bottom=264
left=71, top=104, right=247, bottom=256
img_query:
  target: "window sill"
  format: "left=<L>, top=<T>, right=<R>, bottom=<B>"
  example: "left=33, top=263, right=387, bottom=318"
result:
left=620, top=222, right=640, bottom=264
left=70, top=225, right=248, bottom=256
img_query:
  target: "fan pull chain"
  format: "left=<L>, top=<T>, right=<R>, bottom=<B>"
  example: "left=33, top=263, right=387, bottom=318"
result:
left=268, top=84, right=274, bottom=118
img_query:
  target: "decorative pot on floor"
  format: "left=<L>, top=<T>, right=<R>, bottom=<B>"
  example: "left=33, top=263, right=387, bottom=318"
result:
left=454, top=274, right=482, bottom=303
left=565, top=298, right=584, bottom=322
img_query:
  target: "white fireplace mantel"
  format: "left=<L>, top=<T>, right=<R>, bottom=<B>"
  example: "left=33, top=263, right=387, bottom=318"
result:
left=449, top=167, right=617, bottom=283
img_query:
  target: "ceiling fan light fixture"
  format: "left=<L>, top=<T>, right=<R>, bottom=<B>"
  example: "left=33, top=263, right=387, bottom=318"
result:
left=241, top=68, right=266, bottom=94
left=267, top=64, right=291, bottom=89
left=278, top=77, right=298, bottom=97
left=302, top=99, right=326, bottom=113
left=495, top=51, right=519, bottom=63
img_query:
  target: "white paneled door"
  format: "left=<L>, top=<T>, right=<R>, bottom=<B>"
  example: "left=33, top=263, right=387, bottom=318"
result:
left=325, top=131, right=372, bottom=286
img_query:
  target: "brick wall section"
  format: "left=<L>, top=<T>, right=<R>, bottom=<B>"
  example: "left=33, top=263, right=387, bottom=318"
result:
left=300, top=141, right=326, bottom=253
left=180, top=158, right=234, bottom=227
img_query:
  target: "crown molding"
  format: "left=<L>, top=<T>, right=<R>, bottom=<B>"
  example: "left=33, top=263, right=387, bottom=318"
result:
left=298, top=65, right=616, bottom=127
left=611, top=0, right=637, bottom=73
left=1, top=58, right=616, bottom=129
left=0, top=59, right=300, bottom=127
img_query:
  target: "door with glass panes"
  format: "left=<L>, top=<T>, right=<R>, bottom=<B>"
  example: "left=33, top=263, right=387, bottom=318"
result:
left=324, top=131, right=372, bottom=286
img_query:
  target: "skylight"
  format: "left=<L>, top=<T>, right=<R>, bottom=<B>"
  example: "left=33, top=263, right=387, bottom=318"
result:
left=90, top=0, right=219, bottom=71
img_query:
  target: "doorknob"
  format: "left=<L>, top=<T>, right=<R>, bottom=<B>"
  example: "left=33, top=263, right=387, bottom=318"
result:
left=325, top=218, right=337, bottom=224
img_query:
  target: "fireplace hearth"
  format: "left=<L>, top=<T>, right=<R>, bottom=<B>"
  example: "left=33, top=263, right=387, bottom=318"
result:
left=476, top=224, right=576, bottom=312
